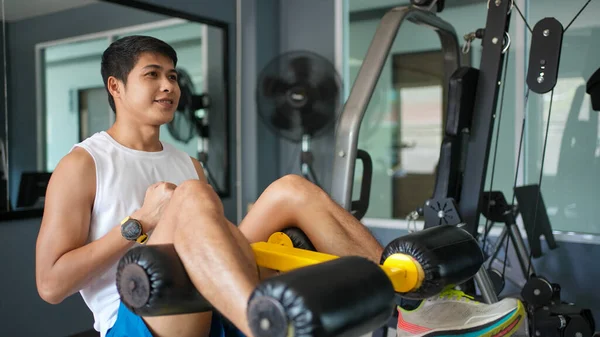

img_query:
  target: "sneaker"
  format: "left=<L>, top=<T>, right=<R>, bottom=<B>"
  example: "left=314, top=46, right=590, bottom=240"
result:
left=396, top=289, right=526, bottom=337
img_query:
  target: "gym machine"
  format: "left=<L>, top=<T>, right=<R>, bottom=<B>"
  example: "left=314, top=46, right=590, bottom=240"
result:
left=330, top=0, right=501, bottom=305
left=330, top=0, right=597, bottom=336
left=116, top=223, right=487, bottom=337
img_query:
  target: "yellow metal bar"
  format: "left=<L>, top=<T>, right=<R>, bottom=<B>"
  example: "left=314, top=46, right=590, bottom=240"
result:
left=251, top=241, right=424, bottom=293
left=252, top=242, right=338, bottom=272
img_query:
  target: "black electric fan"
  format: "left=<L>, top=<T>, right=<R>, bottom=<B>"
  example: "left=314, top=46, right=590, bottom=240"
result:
left=167, top=67, right=215, bottom=186
left=256, top=50, right=342, bottom=186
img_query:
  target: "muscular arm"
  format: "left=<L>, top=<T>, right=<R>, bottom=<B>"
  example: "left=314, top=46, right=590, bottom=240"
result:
left=36, top=148, right=137, bottom=304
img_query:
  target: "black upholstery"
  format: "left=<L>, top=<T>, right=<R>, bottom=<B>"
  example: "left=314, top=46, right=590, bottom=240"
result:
left=380, top=225, right=484, bottom=300
left=248, top=256, right=395, bottom=337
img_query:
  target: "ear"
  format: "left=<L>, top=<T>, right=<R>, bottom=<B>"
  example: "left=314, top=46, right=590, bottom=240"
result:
left=107, top=76, right=123, bottom=99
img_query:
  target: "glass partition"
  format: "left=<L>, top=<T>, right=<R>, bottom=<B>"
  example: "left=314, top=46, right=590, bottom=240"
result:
left=343, top=0, right=600, bottom=236
left=524, top=0, right=600, bottom=234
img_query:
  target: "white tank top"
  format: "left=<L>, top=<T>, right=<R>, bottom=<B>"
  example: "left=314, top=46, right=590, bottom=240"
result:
left=72, top=131, right=199, bottom=337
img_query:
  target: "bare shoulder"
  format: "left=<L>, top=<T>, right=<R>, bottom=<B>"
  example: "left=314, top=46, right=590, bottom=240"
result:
left=51, top=147, right=96, bottom=194
left=42, top=147, right=96, bottom=223
left=189, top=156, right=208, bottom=183
left=59, top=146, right=95, bottom=169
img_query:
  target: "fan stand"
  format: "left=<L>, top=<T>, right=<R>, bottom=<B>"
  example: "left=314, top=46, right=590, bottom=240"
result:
left=300, top=134, right=320, bottom=187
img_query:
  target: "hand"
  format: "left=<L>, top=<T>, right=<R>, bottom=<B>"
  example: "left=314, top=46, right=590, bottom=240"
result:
left=132, top=182, right=177, bottom=233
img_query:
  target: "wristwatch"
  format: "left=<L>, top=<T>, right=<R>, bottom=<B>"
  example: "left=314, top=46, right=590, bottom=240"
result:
left=120, top=216, right=149, bottom=244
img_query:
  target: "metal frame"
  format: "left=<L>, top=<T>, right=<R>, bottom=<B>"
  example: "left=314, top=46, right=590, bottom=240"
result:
left=331, top=6, right=461, bottom=209
left=334, top=0, right=345, bottom=80
left=332, top=1, right=514, bottom=305
left=1, top=0, right=8, bottom=212
left=458, top=0, right=513, bottom=238
left=236, top=0, right=243, bottom=223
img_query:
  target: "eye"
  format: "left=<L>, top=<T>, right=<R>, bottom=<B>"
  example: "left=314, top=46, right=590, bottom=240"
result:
left=146, top=71, right=158, bottom=77
left=169, top=74, right=178, bottom=81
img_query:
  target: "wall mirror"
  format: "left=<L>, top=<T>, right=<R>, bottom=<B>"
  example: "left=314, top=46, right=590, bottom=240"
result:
left=1, top=0, right=230, bottom=214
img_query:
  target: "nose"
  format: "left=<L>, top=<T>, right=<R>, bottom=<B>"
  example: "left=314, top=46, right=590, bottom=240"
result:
left=161, top=76, right=176, bottom=93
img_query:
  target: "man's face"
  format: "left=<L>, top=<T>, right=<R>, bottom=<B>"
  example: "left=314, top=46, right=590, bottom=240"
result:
left=117, top=52, right=181, bottom=125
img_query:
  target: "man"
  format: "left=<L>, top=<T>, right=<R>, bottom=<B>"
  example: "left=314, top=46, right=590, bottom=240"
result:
left=35, top=35, right=524, bottom=337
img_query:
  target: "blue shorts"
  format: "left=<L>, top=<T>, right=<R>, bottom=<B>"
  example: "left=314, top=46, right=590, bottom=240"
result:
left=107, top=301, right=245, bottom=337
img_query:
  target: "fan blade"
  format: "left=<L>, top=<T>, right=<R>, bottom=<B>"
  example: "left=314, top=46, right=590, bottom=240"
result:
left=289, top=56, right=312, bottom=82
left=271, top=104, right=298, bottom=131
left=262, top=76, right=290, bottom=97
left=316, top=75, right=340, bottom=102
left=300, top=104, right=334, bottom=135
left=301, top=105, right=327, bottom=135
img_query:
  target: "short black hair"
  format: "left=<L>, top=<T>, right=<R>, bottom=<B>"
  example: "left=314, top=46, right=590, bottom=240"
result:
left=101, top=35, right=178, bottom=113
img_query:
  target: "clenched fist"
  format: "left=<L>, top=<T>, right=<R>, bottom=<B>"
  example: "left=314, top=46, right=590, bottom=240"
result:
left=132, top=182, right=177, bottom=233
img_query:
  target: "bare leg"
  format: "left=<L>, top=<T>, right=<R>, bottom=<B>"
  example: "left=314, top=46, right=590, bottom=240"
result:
left=168, top=180, right=259, bottom=337
left=141, top=180, right=257, bottom=337
left=239, top=174, right=383, bottom=263
left=140, top=175, right=381, bottom=336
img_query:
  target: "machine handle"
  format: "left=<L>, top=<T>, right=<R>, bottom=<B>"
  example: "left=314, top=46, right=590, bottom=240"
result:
left=351, top=149, right=372, bottom=220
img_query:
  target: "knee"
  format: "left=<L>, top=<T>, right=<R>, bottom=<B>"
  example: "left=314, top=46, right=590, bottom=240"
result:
left=266, top=174, right=325, bottom=205
left=172, top=180, right=223, bottom=214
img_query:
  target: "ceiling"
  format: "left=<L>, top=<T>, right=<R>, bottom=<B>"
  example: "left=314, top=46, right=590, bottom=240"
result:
left=2, top=0, right=98, bottom=22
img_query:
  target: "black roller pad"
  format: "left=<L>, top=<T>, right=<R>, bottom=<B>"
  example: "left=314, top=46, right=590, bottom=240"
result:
left=380, top=225, right=484, bottom=299
left=117, top=244, right=213, bottom=316
left=281, top=227, right=316, bottom=251
left=247, top=256, right=396, bottom=337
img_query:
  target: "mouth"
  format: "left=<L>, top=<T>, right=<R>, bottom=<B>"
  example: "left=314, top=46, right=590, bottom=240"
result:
left=154, top=99, right=174, bottom=107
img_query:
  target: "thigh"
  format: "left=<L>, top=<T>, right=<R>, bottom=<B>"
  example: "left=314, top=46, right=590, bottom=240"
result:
left=141, top=218, right=215, bottom=336
left=142, top=217, right=254, bottom=336
left=226, top=220, right=256, bottom=263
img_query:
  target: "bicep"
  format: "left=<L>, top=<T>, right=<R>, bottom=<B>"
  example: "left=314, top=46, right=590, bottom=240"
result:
left=36, top=148, right=96, bottom=273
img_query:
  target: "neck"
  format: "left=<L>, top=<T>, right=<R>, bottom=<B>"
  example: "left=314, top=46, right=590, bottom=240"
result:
left=106, top=118, right=163, bottom=152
